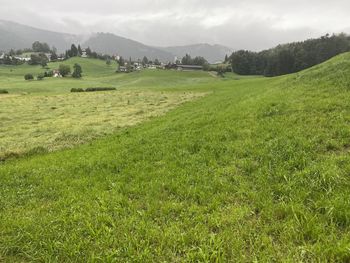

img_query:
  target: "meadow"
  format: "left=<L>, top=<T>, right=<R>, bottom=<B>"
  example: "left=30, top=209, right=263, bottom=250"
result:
left=0, top=58, right=210, bottom=159
left=1, top=54, right=350, bottom=261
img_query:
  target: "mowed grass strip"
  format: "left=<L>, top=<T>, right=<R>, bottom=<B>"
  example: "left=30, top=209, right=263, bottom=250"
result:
left=0, top=90, right=205, bottom=160
left=0, top=57, right=214, bottom=160
left=1, top=53, right=350, bottom=261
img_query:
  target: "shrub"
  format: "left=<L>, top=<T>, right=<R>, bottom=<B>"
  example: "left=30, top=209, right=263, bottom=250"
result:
left=24, top=74, right=34, bottom=80
left=85, top=87, right=116, bottom=92
left=59, top=64, right=71, bottom=77
left=0, top=89, right=9, bottom=94
left=72, top=63, right=82, bottom=78
left=71, top=88, right=85, bottom=93
left=37, top=74, right=45, bottom=81
left=44, top=70, right=53, bottom=77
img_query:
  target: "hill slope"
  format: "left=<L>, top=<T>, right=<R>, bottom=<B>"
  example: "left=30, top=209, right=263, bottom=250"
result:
left=1, top=54, right=350, bottom=261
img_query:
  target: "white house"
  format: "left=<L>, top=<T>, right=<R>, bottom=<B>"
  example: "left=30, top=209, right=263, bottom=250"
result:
left=14, top=56, right=31, bottom=62
left=81, top=49, right=88, bottom=58
left=53, top=70, right=62, bottom=78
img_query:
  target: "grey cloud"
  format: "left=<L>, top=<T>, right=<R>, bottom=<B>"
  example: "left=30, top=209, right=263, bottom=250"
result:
left=0, top=0, right=349, bottom=50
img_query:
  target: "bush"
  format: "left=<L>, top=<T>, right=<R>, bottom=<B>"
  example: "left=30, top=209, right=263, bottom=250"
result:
left=70, top=87, right=116, bottom=93
left=85, top=87, right=116, bottom=92
left=72, top=63, right=83, bottom=78
left=24, top=74, right=34, bottom=80
left=0, top=89, right=9, bottom=94
left=71, top=88, right=85, bottom=93
left=59, top=64, right=71, bottom=77
left=37, top=74, right=45, bottom=81
left=44, top=70, right=53, bottom=77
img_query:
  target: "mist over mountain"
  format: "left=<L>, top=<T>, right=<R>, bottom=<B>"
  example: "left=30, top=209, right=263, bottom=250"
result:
left=0, top=20, right=231, bottom=62
left=83, top=33, right=174, bottom=61
left=161, top=44, right=232, bottom=63
left=0, top=20, right=79, bottom=52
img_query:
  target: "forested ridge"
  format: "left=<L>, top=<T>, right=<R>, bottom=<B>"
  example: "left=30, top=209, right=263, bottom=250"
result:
left=230, top=33, right=350, bottom=76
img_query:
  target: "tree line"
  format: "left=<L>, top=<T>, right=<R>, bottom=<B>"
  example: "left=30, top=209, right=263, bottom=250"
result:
left=229, top=33, right=350, bottom=76
left=180, top=54, right=208, bottom=66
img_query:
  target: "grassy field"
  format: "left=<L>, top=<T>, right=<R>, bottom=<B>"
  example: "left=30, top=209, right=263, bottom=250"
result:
left=0, top=58, right=211, bottom=159
left=1, top=54, right=350, bottom=261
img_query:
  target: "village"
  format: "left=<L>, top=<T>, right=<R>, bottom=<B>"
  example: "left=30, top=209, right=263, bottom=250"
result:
left=0, top=41, right=217, bottom=79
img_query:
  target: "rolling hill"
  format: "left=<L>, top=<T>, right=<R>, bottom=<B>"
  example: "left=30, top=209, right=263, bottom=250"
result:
left=0, top=20, right=231, bottom=62
left=1, top=53, right=350, bottom=261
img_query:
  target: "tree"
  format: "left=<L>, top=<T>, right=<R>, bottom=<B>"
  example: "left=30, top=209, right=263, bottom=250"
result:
left=50, top=52, right=58, bottom=61
left=106, top=59, right=112, bottom=66
left=192, top=56, right=208, bottom=66
left=154, top=58, right=161, bottom=65
left=59, top=64, right=71, bottom=77
left=181, top=54, right=208, bottom=66
left=40, top=60, right=47, bottom=68
left=70, top=44, right=78, bottom=57
left=65, top=50, right=70, bottom=59
left=224, top=54, right=229, bottom=63
left=29, top=53, right=48, bottom=66
left=229, top=33, right=350, bottom=77
left=72, top=63, right=82, bottom=78
left=86, top=47, right=92, bottom=56
left=142, top=56, right=149, bottom=66
left=78, top=45, right=83, bottom=56
left=119, top=56, right=125, bottom=66
left=32, top=41, right=50, bottom=53
left=181, top=54, right=192, bottom=65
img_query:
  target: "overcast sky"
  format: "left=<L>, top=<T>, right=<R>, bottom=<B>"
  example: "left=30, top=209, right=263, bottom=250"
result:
left=1, top=0, right=350, bottom=50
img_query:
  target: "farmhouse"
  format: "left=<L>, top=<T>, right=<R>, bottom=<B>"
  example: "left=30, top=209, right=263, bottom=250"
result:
left=176, top=65, right=203, bottom=71
left=118, top=66, right=128, bottom=73
left=53, top=69, right=62, bottom=77
left=81, top=49, right=88, bottom=58
left=15, top=56, right=31, bottom=62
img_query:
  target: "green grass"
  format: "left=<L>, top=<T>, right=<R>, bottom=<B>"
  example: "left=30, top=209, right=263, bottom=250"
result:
left=1, top=53, right=350, bottom=261
left=0, top=90, right=204, bottom=160
left=0, top=57, right=212, bottom=159
left=0, top=57, right=215, bottom=94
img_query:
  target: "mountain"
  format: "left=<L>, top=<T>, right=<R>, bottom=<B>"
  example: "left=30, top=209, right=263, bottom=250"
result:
left=160, top=44, right=233, bottom=63
left=0, top=20, right=78, bottom=52
left=83, top=33, right=174, bottom=61
left=0, top=20, right=232, bottom=62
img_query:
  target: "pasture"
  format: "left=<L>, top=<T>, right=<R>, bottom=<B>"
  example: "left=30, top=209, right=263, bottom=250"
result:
left=1, top=54, right=350, bottom=261
left=0, top=58, right=210, bottom=159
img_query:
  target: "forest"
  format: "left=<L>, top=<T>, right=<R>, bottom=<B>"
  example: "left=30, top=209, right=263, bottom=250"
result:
left=230, top=33, right=350, bottom=76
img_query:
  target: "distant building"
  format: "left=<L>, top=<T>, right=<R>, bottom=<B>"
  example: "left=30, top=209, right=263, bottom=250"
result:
left=53, top=70, right=62, bottom=78
left=176, top=65, right=203, bottom=71
left=0, top=53, right=5, bottom=59
left=118, top=66, right=128, bottom=73
left=14, top=56, right=31, bottom=62
left=81, top=49, right=88, bottom=58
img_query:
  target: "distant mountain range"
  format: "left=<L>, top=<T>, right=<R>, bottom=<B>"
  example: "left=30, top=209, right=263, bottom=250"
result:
left=0, top=20, right=232, bottom=63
